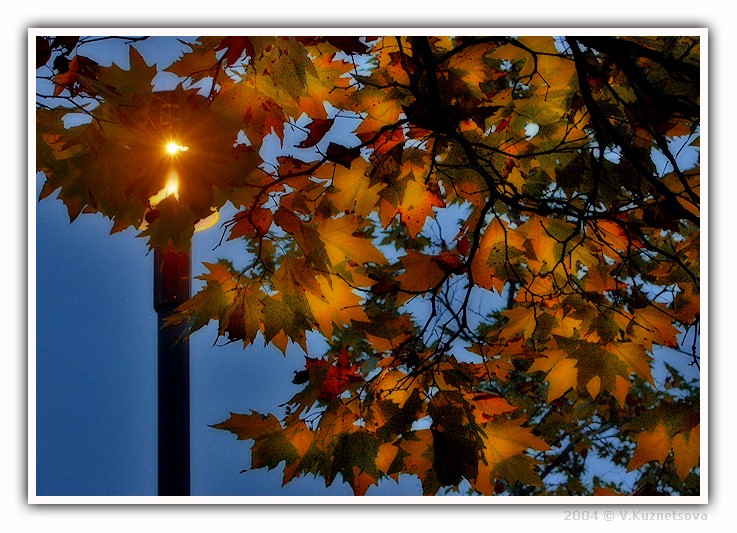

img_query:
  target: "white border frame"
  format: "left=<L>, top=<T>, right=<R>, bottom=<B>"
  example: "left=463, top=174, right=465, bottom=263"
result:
left=28, top=27, right=708, bottom=505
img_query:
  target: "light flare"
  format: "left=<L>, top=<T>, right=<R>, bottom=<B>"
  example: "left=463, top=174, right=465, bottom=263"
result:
left=165, top=141, right=189, bottom=155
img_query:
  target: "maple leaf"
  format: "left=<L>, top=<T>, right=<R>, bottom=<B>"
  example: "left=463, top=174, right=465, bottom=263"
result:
left=396, top=177, right=446, bottom=238
left=322, top=158, right=383, bottom=218
left=499, top=306, right=539, bottom=341
left=221, top=284, right=264, bottom=347
left=626, top=401, right=700, bottom=481
left=213, top=80, right=287, bottom=144
left=466, top=392, right=517, bottom=423
left=215, top=36, right=255, bottom=65
left=228, top=206, right=273, bottom=240
left=629, top=305, right=681, bottom=350
left=301, top=350, right=363, bottom=401
left=529, top=350, right=578, bottom=402
left=325, top=142, right=362, bottom=169
left=304, top=275, right=369, bottom=338
left=166, top=260, right=237, bottom=332
left=374, top=369, right=422, bottom=408
left=475, top=417, right=550, bottom=492
left=396, top=250, right=446, bottom=294
left=297, top=118, right=334, bottom=148
left=316, top=215, right=387, bottom=268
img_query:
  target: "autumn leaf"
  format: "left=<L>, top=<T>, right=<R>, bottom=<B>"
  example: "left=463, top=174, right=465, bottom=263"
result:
left=475, top=418, right=550, bottom=491
left=397, top=177, right=446, bottom=238
left=466, top=392, right=517, bottom=423
left=626, top=402, right=700, bottom=481
left=499, top=306, right=538, bottom=341
left=322, top=158, right=383, bottom=218
left=316, top=215, right=387, bottom=268
left=529, top=350, right=578, bottom=403
left=215, top=36, right=255, bottom=65
left=629, top=305, right=681, bottom=350
left=304, top=275, right=369, bottom=338
left=297, top=118, right=334, bottom=148
left=395, top=250, right=446, bottom=294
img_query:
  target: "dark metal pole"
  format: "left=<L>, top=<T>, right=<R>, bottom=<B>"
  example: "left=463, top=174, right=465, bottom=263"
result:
left=153, top=245, right=191, bottom=496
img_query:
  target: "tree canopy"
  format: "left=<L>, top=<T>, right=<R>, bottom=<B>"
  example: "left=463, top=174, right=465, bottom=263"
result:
left=36, top=34, right=701, bottom=496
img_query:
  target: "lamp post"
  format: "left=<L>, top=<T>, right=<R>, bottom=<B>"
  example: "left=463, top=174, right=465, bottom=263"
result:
left=154, top=242, right=191, bottom=496
left=151, top=141, right=191, bottom=496
left=151, top=138, right=224, bottom=496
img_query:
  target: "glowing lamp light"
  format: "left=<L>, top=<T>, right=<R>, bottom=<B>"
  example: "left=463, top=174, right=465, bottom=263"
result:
left=164, top=170, right=180, bottom=200
left=142, top=140, right=219, bottom=233
left=165, top=141, right=189, bottom=155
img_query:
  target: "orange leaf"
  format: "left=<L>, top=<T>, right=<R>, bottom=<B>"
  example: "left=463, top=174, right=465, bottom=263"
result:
left=466, top=393, right=517, bottom=423
left=398, top=178, right=445, bottom=238
left=628, top=420, right=672, bottom=472
left=499, top=306, right=538, bottom=341
left=478, top=418, right=550, bottom=476
left=396, top=250, right=445, bottom=293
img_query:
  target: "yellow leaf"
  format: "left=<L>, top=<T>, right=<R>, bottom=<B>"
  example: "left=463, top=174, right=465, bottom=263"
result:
left=545, top=358, right=578, bottom=402
left=523, top=216, right=560, bottom=272
left=530, top=350, right=579, bottom=402
left=305, top=275, right=368, bottom=338
left=507, top=166, right=526, bottom=191
left=317, top=215, right=387, bottom=267
left=671, top=425, right=700, bottom=481
left=376, top=442, right=400, bottom=474
left=375, top=369, right=418, bottom=408
left=628, top=420, right=671, bottom=472
left=323, top=159, right=383, bottom=218
left=586, top=376, right=601, bottom=399
left=500, top=306, right=538, bottom=341
left=398, top=178, right=445, bottom=238
left=630, top=305, right=680, bottom=349
left=400, top=430, right=435, bottom=477
left=609, top=342, right=654, bottom=384
left=611, top=375, right=631, bottom=408
left=479, top=418, right=550, bottom=473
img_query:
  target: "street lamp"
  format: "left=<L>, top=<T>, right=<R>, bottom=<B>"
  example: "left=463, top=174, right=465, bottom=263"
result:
left=150, top=140, right=217, bottom=496
left=152, top=140, right=191, bottom=496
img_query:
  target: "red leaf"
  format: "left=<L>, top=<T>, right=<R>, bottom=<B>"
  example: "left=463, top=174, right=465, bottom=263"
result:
left=228, top=206, right=273, bottom=240
left=325, top=142, right=362, bottom=169
left=297, top=118, right=334, bottom=148
left=372, top=128, right=406, bottom=155
left=305, top=351, right=363, bottom=400
left=273, top=207, right=303, bottom=235
left=216, top=36, right=255, bottom=65
left=456, top=236, right=471, bottom=256
left=431, top=251, right=466, bottom=273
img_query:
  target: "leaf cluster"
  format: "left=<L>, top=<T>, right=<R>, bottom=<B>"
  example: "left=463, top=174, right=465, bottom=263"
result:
left=36, top=34, right=701, bottom=495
